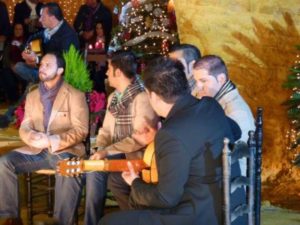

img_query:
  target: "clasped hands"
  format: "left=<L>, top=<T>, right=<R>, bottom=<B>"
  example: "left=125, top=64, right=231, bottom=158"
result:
left=29, top=132, right=50, bottom=149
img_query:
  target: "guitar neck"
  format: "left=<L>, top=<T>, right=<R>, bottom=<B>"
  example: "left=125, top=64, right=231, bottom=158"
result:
left=83, top=159, right=148, bottom=172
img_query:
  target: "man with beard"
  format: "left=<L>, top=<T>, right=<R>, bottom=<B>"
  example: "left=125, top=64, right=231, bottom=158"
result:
left=0, top=52, right=88, bottom=225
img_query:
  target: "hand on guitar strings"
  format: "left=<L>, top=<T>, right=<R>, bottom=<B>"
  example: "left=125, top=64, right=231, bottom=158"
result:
left=122, top=161, right=140, bottom=186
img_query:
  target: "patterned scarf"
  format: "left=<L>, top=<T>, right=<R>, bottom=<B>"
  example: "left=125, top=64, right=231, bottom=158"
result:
left=39, top=78, right=64, bottom=131
left=214, top=80, right=236, bottom=101
left=108, top=75, right=145, bottom=143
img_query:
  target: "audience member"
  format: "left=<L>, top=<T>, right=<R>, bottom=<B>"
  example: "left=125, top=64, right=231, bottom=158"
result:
left=0, top=23, right=27, bottom=103
left=86, top=20, right=109, bottom=93
left=193, top=55, right=255, bottom=175
left=84, top=50, right=158, bottom=225
left=13, top=0, right=44, bottom=36
left=0, top=1, right=11, bottom=44
left=74, top=0, right=112, bottom=50
left=100, top=57, right=243, bottom=225
left=0, top=52, right=89, bottom=225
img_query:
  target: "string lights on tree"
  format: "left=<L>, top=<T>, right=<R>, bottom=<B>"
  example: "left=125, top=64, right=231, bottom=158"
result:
left=283, top=45, right=300, bottom=164
left=109, top=0, right=178, bottom=57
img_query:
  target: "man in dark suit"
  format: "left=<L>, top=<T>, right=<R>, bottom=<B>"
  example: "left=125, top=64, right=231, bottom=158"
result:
left=100, top=57, right=243, bottom=225
left=14, top=2, right=79, bottom=83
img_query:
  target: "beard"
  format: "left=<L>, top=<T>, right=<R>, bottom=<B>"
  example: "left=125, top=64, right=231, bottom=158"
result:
left=39, top=72, right=57, bottom=82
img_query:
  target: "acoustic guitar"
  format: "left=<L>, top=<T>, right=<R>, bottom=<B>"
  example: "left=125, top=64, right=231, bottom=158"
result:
left=25, top=39, right=42, bottom=56
left=57, top=142, right=158, bottom=184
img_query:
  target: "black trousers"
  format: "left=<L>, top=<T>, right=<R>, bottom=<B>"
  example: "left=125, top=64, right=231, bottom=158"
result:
left=107, top=172, right=131, bottom=210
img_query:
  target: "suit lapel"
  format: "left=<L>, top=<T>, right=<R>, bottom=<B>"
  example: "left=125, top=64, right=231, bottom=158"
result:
left=47, top=83, right=68, bottom=132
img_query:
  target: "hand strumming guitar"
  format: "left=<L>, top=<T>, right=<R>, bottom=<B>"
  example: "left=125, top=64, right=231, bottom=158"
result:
left=122, top=161, right=140, bottom=186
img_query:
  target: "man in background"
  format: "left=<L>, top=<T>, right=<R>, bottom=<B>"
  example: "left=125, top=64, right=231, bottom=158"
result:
left=169, top=43, right=201, bottom=96
left=74, top=0, right=112, bottom=49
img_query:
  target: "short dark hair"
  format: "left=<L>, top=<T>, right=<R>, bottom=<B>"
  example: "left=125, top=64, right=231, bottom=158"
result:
left=42, top=2, right=64, bottom=21
left=108, top=50, right=137, bottom=79
left=45, top=52, right=65, bottom=71
left=169, top=43, right=201, bottom=65
left=144, top=57, right=189, bottom=104
left=193, top=55, right=228, bottom=80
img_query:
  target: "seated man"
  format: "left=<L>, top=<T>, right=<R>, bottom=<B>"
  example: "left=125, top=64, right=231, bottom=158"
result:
left=0, top=2, right=80, bottom=129
left=192, top=55, right=255, bottom=175
left=84, top=50, right=158, bottom=225
left=100, top=57, right=243, bottom=225
left=0, top=52, right=89, bottom=225
left=15, top=2, right=79, bottom=83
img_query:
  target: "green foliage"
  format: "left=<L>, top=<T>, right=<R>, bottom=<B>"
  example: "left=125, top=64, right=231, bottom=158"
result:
left=63, top=45, right=93, bottom=92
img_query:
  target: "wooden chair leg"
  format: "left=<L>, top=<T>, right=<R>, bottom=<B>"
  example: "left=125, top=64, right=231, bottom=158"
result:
left=47, top=175, right=54, bottom=217
left=26, top=172, right=33, bottom=225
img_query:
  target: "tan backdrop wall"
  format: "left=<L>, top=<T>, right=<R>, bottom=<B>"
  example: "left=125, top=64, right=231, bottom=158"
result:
left=174, top=0, right=300, bottom=182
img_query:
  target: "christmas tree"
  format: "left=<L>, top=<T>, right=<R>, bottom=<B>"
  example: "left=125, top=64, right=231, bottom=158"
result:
left=110, top=0, right=178, bottom=58
left=283, top=45, right=300, bottom=163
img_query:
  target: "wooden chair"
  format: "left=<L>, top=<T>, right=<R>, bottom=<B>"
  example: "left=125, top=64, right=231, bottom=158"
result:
left=222, top=107, right=263, bottom=225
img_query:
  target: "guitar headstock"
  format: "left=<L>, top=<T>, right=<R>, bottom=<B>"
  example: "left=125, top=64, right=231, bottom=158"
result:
left=57, top=158, right=84, bottom=177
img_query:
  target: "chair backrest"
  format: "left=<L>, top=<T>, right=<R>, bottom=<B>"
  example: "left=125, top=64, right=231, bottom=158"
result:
left=254, top=107, right=263, bottom=225
left=84, top=93, right=91, bottom=157
left=222, top=107, right=263, bottom=225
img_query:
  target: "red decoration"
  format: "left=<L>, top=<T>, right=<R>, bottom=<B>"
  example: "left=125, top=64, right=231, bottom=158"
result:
left=131, top=0, right=140, bottom=8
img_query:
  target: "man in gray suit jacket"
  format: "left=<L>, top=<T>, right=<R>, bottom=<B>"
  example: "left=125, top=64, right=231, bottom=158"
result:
left=100, top=57, right=243, bottom=225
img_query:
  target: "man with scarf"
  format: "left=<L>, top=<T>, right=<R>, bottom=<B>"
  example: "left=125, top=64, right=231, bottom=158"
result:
left=192, top=54, right=255, bottom=175
left=0, top=52, right=89, bottom=225
left=74, top=0, right=112, bottom=49
left=83, top=50, right=158, bottom=225
left=99, top=57, right=244, bottom=225
left=0, top=2, right=80, bottom=129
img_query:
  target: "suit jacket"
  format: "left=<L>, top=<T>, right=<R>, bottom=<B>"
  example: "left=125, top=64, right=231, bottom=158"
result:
left=129, top=95, right=243, bottom=225
left=17, top=82, right=89, bottom=156
left=27, top=20, right=80, bottom=54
